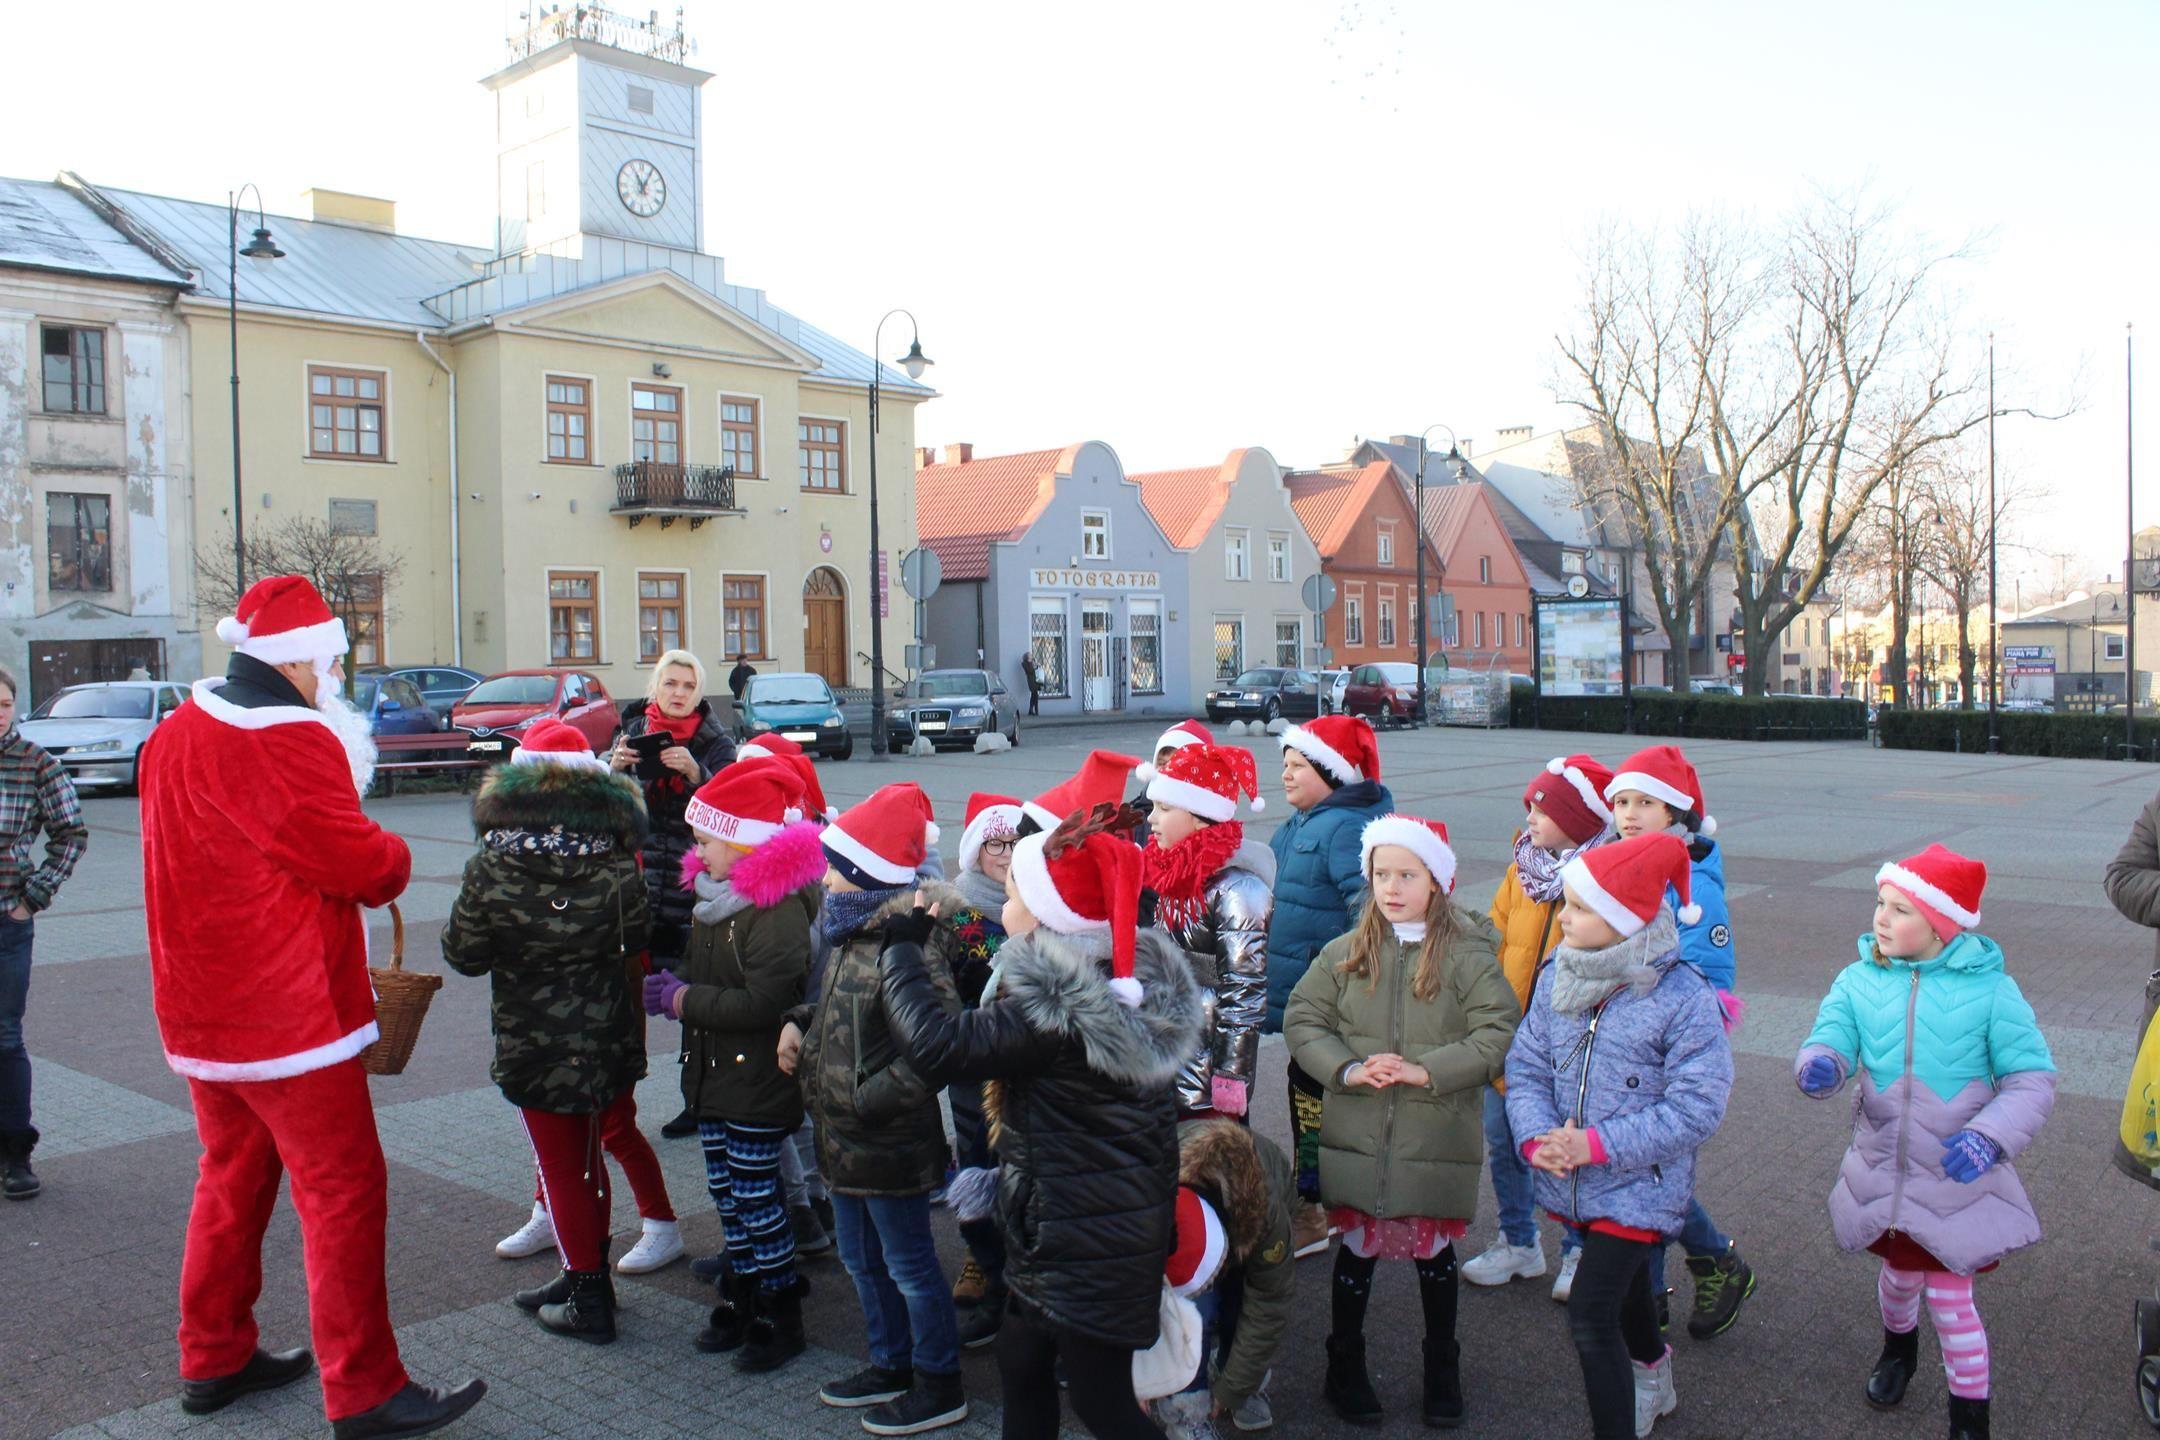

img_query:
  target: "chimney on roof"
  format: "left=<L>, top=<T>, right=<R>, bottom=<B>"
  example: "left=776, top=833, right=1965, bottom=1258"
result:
left=1388, top=434, right=1418, bottom=449
left=1461, top=438, right=1474, bottom=457
left=303, top=188, right=396, bottom=234
left=1496, top=425, right=1533, bottom=447
left=942, top=443, right=974, bottom=465
left=915, top=447, right=936, bottom=470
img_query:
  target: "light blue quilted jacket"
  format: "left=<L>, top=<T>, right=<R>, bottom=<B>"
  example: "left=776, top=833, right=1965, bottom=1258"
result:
left=1796, top=932, right=2057, bottom=1274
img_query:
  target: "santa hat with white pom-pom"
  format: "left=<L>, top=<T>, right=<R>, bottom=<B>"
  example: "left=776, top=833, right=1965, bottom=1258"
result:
left=1135, top=719, right=1212, bottom=781
left=215, top=574, right=349, bottom=668
left=1526, top=753, right=1615, bottom=845
left=1605, top=744, right=1717, bottom=837
left=1560, top=831, right=1701, bottom=937
left=823, top=782, right=941, bottom=886
left=509, top=717, right=612, bottom=774
left=1010, top=822, right=1145, bottom=1005
left=1146, top=742, right=1265, bottom=820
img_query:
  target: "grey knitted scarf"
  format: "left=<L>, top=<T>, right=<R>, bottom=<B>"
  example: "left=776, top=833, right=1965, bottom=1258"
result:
left=1547, top=905, right=1678, bottom=1014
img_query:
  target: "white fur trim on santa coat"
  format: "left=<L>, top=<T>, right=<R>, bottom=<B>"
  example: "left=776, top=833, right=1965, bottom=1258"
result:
left=189, top=677, right=332, bottom=734
left=1875, top=862, right=1981, bottom=930
left=511, top=745, right=610, bottom=775
left=1278, top=723, right=1362, bottom=785
left=821, top=819, right=921, bottom=887
left=223, top=615, right=351, bottom=668
left=1548, top=757, right=1613, bottom=822
left=1146, top=772, right=1238, bottom=823
left=165, top=1019, right=380, bottom=1083
left=1010, top=831, right=1108, bottom=935
left=1359, top=814, right=1458, bottom=895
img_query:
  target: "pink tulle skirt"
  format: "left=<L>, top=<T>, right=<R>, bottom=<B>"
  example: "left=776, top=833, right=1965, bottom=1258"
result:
left=1327, top=1208, right=1467, bottom=1261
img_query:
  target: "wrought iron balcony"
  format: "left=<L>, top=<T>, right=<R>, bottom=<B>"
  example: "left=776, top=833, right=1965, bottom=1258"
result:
left=611, top=462, right=742, bottom=529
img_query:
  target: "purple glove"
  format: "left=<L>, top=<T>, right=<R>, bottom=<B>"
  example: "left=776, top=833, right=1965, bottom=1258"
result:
left=1941, top=1129, right=2000, bottom=1184
left=642, top=969, right=687, bottom=1018
left=1797, top=1054, right=1842, bottom=1095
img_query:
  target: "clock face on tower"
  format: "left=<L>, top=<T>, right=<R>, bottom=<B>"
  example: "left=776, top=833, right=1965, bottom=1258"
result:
left=616, top=159, right=666, bottom=217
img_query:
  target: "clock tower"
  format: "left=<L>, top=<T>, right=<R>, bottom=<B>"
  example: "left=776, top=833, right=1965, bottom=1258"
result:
left=483, top=6, right=710, bottom=258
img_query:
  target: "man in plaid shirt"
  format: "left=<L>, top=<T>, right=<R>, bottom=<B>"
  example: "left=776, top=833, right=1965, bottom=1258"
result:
left=0, top=666, right=88, bottom=1202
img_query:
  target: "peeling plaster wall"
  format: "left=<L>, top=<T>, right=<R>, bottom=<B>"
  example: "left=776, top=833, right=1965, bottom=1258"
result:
left=118, top=319, right=172, bottom=613
left=0, top=308, right=34, bottom=623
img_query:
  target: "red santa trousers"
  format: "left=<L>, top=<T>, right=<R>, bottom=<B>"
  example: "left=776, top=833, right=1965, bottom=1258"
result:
left=179, top=1059, right=408, bottom=1421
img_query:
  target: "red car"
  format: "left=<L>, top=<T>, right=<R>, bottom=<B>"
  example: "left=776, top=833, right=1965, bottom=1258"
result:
left=452, top=668, right=618, bottom=762
left=1341, top=661, right=1422, bottom=727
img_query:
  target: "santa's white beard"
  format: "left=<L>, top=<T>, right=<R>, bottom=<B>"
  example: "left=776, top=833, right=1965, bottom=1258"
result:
left=313, top=678, right=378, bottom=797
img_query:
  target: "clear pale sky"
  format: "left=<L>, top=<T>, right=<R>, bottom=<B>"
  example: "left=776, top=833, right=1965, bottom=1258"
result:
left=5, top=0, right=2149, bottom=587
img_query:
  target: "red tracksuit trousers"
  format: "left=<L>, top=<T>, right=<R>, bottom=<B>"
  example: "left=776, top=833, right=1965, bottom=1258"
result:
left=179, top=1060, right=408, bottom=1421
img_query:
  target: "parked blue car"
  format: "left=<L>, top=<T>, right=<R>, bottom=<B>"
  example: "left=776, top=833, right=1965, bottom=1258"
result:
left=352, top=674, right=444, bottom=737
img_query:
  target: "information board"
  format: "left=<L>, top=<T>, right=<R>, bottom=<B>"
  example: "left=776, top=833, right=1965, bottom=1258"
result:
left=1536, top=598, right=1625, bottom=696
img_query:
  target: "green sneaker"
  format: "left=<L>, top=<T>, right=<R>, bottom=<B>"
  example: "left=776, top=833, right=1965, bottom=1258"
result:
left=1684, top=1245, right=1756, bottom=1339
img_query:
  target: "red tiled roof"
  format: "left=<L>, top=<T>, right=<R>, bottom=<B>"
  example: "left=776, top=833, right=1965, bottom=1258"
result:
left=913, top=446, right=1070, bottom=581
left=1131, top=452, right=1246, bottom=550
left=1419, top=484, right=1481, bottom=560
left=1284, top=461, right=1393, bottom=557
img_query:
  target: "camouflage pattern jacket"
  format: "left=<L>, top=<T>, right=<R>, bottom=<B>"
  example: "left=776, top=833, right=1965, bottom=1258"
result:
left=442, top=762, right=652, bottom=1114
left=789, top=882, right=964, bottom=1196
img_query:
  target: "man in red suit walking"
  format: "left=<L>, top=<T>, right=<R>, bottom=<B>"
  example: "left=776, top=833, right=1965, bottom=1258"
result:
left=140, top=575, right=485, bottom=1439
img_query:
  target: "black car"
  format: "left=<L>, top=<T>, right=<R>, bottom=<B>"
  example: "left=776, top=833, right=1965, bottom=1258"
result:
left=888, top=669, right=1021, bottom=752
left=1204, top=668, right=1324, bottom=725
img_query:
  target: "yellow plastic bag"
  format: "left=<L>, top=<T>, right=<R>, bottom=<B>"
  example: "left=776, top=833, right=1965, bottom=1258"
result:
left=2115, top=1004, right=2160, bottom=1191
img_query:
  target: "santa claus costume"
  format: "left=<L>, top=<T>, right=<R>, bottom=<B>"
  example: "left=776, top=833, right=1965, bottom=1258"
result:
left=140, top=576, right=484, bottom=1436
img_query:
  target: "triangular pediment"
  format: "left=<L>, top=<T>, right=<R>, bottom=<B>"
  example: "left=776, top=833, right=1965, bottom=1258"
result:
left=495, top=270, right=820, bottom=371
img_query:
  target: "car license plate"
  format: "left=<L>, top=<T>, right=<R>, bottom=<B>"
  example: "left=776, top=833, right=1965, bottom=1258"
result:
left=468, top=739, right=504, bottom=754
left=783, top=730, right=819, bottom=743
left=918, top=721, right=947, bottom=732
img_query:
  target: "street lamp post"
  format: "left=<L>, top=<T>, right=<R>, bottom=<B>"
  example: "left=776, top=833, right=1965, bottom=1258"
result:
left=864, top=310, right=931, bottom=764
left=1414, top=425, right=1464, bottom=724
left=227, top=187, right=284, bottom=600
left=1987, top=338, right=2000, bottom=751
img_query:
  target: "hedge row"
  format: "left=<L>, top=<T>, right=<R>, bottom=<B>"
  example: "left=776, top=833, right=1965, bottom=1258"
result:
left=1507, top=691, right=1869, bottom=740
left=1876, top=708, right=2160, bottom=759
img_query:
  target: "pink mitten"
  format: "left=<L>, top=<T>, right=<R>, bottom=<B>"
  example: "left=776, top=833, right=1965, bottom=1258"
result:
left=1211, top=1075, right=1249, bottom=1117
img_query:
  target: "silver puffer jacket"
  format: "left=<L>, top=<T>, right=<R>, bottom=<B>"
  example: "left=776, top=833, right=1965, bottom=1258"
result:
left=1158, top=841, right=1276, bottom=1114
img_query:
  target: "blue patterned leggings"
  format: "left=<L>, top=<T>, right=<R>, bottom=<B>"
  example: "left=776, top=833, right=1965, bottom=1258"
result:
left=699, top=1119, right=795, bottom=1293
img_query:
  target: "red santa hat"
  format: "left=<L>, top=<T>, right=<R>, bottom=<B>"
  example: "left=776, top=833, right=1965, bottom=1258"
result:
left=1561, top=831, right=1700, bottom=938
left=509, top=717, right=610, bottom=774
left=1023, top=750, right=1142, bottom=832
left=824, top=782, right=941, bottom=887
left=1146, top=743, right=1264, bottom=821
left=1165, top=1187, right=1228, bottom=1297
left=1135, top=719, right=1213, bottom=781
left=1876, top=843, right=1986, bottom=940
left=686, top=758, right=807, bottom=847
left=1359, top=813, right=1458, bottom=895
left=1525, top=753, right=1615, bottom=845
left=1277, top=715, right=1380, bottom=787
left=214, top=574, right=349, bottom=668
left=957, top=792, right=1024, bottom=874
left=737, top=733, right=832, bottom=819
left=1605, top=744, right=1717, bottom=837
left=1010, top=826, right=1145, bottom=1005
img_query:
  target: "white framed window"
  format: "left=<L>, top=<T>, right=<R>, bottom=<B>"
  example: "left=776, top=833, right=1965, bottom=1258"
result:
left=1376, top=528, right=1395, bottom=566
left=1030, top=598, right=1069, bottom=697
left=1515, top=612, right=1525, bottom=648
left=1225, top=528, right=1250, bottom=581
left=1479, top=555, right=1491, bottom=583
left=1346, top=593, right=1365, bottom=646
left=1474, top=611, right=1485, bottom=648
left=1267, top=531, right=1290, bottom=583
left=1129, top=599, right=1163, bottom=694
left=1213, top=616, right=1245, bottom=680
left=1081, top=509, right=1111, bottom=561
left=2107, top=633, right=2128, bottom=661
left=1562, top=551, right=1584, bottom=575
left=1275, top=618, right=1302, bottom=667
left=1379, top=596, right=1396, bottom=648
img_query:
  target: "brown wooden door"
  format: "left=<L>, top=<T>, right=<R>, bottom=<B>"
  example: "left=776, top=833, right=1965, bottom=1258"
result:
left=803, top=568, right=848, bottom=686
left=29, top=638, right=167, bottom=707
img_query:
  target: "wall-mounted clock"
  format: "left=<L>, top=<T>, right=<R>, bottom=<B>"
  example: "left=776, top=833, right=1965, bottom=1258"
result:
left=617, top=159, right=666, bottom=217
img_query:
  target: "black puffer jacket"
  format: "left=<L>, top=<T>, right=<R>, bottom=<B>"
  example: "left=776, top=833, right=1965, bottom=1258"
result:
left=617, top=698, right=736, bottom=960
left=881, top=922, right=1203, bottom=1349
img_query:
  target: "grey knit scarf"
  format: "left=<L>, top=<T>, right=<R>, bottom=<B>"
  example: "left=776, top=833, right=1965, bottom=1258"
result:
left=1547, top=905, right=1678, bottom=1014
left=690, top=870, right=755, bottom=926
left=956, top=866, right=1008, bottom=916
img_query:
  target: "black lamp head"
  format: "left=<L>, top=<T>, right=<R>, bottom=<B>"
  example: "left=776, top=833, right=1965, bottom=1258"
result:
left=240, top=227, right=284, bottom=262
left=898, top=337, right=931, bottom=381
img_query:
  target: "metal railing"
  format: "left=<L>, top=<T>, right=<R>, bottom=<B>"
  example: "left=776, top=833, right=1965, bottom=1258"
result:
left=612, top=462, right=739, bottom=522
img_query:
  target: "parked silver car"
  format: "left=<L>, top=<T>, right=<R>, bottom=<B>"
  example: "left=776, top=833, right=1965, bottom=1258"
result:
left=887, top=669, right=1021, bottom=752
left=20, top=680, right=189, bottom=792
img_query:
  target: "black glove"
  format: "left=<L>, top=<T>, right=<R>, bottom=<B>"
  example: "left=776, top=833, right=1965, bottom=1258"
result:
left=879, top=905, right=938, bottom=952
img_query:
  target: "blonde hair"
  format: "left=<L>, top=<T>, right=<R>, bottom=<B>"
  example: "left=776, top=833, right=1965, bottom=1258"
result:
left=646, top=649, right=706, bottom=701
left=1336, top=878, right=1460, bottom=1004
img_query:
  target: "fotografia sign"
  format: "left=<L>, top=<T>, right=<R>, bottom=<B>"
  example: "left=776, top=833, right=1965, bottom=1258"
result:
left=1536, top=597, right=1625, bottom=696
left=1030, top=567, right=1161, bottom=591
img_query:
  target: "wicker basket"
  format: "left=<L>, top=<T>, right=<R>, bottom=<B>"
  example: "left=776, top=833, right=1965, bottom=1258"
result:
left=359, top=903, right=440, bottom=1076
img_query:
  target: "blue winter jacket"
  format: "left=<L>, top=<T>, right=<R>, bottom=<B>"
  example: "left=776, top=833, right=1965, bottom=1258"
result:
left=1264, top=778, right=1394, bottom=1031
left=1504, top=908, right=1735, bottom=1237
left=1673, top=837, right=1735, bottom=993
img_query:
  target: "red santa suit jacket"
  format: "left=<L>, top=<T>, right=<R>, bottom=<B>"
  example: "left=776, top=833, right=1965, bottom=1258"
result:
left=141, top=678, right=411, bottom=1081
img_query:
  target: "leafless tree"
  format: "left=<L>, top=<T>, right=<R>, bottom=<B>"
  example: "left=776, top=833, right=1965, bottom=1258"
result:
left=1912, top=451, right=2046, bottom=709
left=194, top=519, right=407, bottom=686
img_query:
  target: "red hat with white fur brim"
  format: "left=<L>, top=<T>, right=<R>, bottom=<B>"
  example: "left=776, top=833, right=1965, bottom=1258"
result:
left=1360, top=814, right=1457, bottom=895
left=1605, top=744, right=1716, bottom=837
left=1146, top=742, right=1264, bottom=821
left=1024, top=750, right=1142, bottom=832
left=1876, top=843, right=1985, bottom=934
left=1135, top=720, right=1213, bottom=781
left=1010, top=827, right=1144, bottom=1005
left=1165, top=1187, right=1227, bottom=1296
left=1278, top=715, right=1379, bottom=787
left=214, top=574, right=349, bottom=668
left=738, top=733, right=833, bottom=819
left=1562, top=831, right=1700, bottom=937
left=510, top=717, right=610, bottom=774
left=825, top=782, right=941, bottom=886
left=958, top=792, right=1023, bottom=874
left=686, top=758, right=807, bottom=847
left=1526, top=754, right=1615, bottom=845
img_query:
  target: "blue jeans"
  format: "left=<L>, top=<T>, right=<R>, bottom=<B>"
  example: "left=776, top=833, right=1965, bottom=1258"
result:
left=1483, top=1086, right=1577, bottom=1253
left=1657, top=1197, right=1731, bottom=1287
left=830, top=1191, right=961, bottom=1377
left=1180, top=1265, right=1246, bottom=1395
left=0, top=914, right=33, bottom=1135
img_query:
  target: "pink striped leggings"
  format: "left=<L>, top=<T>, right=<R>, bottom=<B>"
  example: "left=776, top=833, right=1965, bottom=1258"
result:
left=1878, top=1263, right=1989, bottom=1399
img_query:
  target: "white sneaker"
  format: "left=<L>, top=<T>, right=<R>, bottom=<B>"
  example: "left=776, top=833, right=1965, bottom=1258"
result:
left=1632, top=1345, right=1677, bottom=1437
left=1550, top=1247, right=1581, bottom=1303
left=495, top=1202, right=555, bottom=1259
left=1153, top=1392, right=1224, bottom=1440
left=1230, top=1388, right=1273, bottom=1432
left=1461, top=1237, right=1547, bottom=1286
left=614, top=1217, right=684, bottom=1274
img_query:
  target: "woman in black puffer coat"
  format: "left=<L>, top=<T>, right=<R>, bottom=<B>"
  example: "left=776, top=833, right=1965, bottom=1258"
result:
left=879, top=815, right=1203, bottom=1440
left=610, top=652, right=738, bottom=965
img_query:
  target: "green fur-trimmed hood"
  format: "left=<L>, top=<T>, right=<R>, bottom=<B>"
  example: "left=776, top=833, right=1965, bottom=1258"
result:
left=473, top=762, right=648, bottom=847
left=992, top=924, right=1202, bottom=1089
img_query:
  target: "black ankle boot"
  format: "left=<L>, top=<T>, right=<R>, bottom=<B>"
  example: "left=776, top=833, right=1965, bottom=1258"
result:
left=535, top=1268, right=615, bottom=1344
left=696, top=1272, right=758, bottom=1352
left=1866, top=1327, right=1920, bottom=1409
left=1324, top=1334, right=1383, bottom=1425
left=1948, top=1394, right=1990, bottom=1439
left=1421, top=1336, right=1463, bottom=1428
left=2, top=1128, right=39, bottom=1201
left=736, top=1282, right=806, bottom=1373
left=513, top=1268, right=575, bottom=1313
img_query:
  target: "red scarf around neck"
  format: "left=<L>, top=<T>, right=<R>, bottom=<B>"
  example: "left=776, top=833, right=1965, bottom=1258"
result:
left=1143, top=820, right=1245, bottom=931
left=644, top=702, right=702, bottom=744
